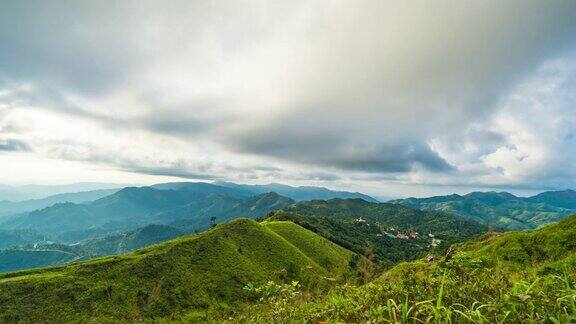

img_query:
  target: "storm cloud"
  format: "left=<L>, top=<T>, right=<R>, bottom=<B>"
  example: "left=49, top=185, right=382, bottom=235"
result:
left=1, top=0, right=576, bottom=196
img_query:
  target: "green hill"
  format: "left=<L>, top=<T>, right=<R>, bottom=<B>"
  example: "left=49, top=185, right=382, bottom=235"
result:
left=390, top=191, right=575, bottom=230
left=247, top=214, right=576, bottom=322
left=0, top=219, right=360, bottom=322
left=268, top=199, right=486, bottom=268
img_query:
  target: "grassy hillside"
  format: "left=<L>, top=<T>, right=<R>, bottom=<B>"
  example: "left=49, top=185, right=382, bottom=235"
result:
left=391, top=191, right=575, bottom=230
left=264, top=221, right=355, bottom=276
left=245, top=214, right=576, bottom=322
left=0, top=219, right=359, bottom=322
left=268, top=199, right=485, bottom=268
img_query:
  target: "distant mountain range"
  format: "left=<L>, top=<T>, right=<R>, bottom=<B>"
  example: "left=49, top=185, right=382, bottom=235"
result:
left=0, top=186, right=286, bottom=241
left=0, top=189, right=120, bottom=218
left=0, top=181, right=380, bottom=272
left=2, top=182, right=576, bottom=274
left=0, top=182, right=130, bottom=202
left=214, top=181, right=379, bottom=202
left=0, top=182, right=377, bottom=240
left=390, top=189, right=576, bottom=230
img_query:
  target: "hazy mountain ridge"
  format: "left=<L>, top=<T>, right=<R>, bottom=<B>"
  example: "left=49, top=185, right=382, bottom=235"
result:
left=0, top=229, right=45, bottom=250
left=214, top=181, right=379, bottom=202
left=390, top=190, right=576, bottom=230
left=0, top=189, right=120, bottom=219
left=0, top=183, right=129, bottom=202
left=527, top=189, right=576, bottom=209
left=0, top=181, right=375, bottom=241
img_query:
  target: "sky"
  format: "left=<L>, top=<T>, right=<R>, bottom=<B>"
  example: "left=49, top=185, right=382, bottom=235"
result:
left=1, top=0, right=576, bottom=198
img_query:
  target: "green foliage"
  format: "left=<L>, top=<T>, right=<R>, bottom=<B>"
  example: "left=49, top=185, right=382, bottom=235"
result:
left=268, top=199, right=485, bottom=269
left=246, top=214, right=576, bottom=323
left=243, top=280, right=300, bottom=302
left=0, top=218, right=359, bottom=322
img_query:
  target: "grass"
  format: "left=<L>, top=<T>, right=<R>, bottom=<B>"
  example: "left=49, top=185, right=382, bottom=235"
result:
left=241, top=214, right=576, bottom=322
left=263, top=220, right=353, bottom=274
left=0, top=218, right=358, bottom=322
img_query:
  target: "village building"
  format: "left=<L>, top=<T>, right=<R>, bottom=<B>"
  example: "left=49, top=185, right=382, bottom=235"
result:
left=431, top=238, right=442, bottom=247
left=355, top=216, right=366, bottom=223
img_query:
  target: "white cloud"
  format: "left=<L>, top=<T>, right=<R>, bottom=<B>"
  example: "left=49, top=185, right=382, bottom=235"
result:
left=432, top=54, right=576, bottom=189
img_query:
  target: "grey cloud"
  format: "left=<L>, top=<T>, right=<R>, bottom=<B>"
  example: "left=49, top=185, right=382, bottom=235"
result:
left=301, top=172, right=340, bottom=181
left=45, top=142, right=223, bottom=180
left=122, top=166, right=217, bottom=181
left=133, top=0, right=576, bottom=176
left=0, top=1, right=141, bottom=96
left=0, top=0, right=299, bottom=97
left=230, top=129, right=453, bottom=173
left=0, top=139, right=31, bottom=152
